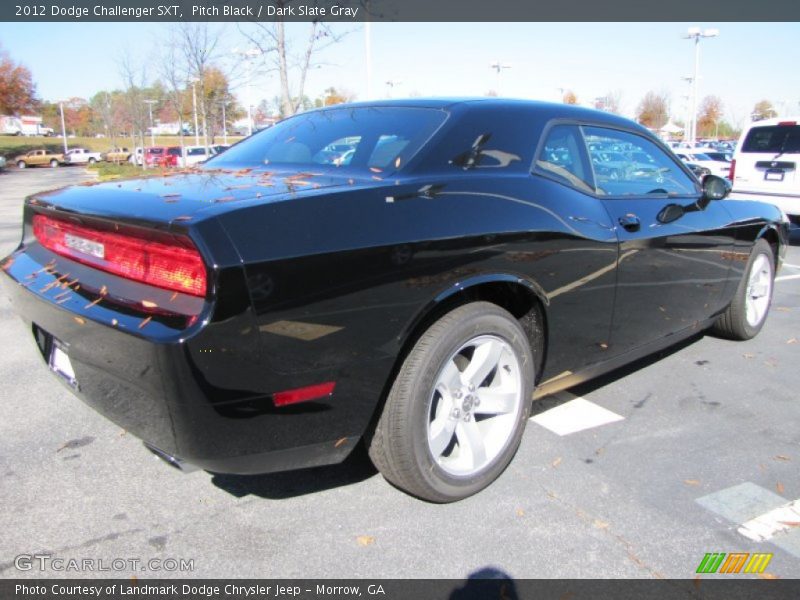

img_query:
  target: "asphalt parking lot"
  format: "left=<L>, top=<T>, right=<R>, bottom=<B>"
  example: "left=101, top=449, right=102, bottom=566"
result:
left=0, top=167, right=798, bottom=580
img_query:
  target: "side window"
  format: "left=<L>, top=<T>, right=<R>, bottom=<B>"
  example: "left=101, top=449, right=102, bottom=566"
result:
left=583, top=126, right=696, bottom=196
left=535, top=125, right=594, bottom=193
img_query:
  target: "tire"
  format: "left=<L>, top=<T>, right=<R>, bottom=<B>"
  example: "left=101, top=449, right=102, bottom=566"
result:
left=17, top=160, right=26, bottom=169
left=368, top=301, right=535, bottom=502
left=88, top=158, right=96, bottom=165
left=712, top=238, right=775, bottom=340
left=49, top=159, right=59, bottom=168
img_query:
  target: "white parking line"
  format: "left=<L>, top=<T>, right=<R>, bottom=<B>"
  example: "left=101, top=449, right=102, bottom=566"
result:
left=738, top=499, right=800, bottom=542
left=776, top=274, right=800, bottom=282
left=530, top=393, right=624, bottom=436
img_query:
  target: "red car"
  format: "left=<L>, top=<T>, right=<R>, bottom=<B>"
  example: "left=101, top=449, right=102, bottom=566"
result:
left=144, top=146, right=182, bottom=167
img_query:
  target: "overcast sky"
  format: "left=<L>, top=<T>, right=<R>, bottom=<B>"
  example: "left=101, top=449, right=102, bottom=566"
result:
left=1, top=22, right=798, bottom=126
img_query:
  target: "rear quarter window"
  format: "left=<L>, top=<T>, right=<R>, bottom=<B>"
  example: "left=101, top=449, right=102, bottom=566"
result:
left=742, top=125, right=800, bottom=154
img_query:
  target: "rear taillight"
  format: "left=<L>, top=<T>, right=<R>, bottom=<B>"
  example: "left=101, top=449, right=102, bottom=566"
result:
left=33, top=214, right=206, bottom=297
left=728, top=158, right=736, bottom=181
left=777, top=121, right=797, bottom=127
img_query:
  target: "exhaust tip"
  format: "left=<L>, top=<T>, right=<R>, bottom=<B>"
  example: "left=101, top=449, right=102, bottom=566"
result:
left=143, top=443, right=198, bottom=474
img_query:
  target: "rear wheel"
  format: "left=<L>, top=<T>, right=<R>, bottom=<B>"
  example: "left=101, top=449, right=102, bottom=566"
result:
left=712, top=238, right=775, bottom=340
left=88, top=157, right=96, bottom=165
left=16, top=160, right=26, bottom=169
left=368, top=302, right=534, bottom=502
left=49, top=159, right=59, bottom=168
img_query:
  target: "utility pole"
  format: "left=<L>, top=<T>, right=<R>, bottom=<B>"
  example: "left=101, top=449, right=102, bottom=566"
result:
left=59, top=102, right=68, bottom=154
left=144, top=99, right=157, bottom=146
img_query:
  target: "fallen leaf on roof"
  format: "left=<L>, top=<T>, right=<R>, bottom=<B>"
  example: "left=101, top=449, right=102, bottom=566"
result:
left=356, top=536, right=374, bottom=547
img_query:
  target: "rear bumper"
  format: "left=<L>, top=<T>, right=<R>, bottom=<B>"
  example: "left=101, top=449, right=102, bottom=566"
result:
left=1, top=246, right=370, bottom=475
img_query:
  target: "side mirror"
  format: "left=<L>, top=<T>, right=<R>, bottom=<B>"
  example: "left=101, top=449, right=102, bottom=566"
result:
left=701, top=175, right=731, bottom=201
left=657, top=203, right=685, bottom=224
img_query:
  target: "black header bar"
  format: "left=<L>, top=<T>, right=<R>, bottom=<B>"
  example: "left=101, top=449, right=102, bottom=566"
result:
left=3, top=0, right=800, bottom=22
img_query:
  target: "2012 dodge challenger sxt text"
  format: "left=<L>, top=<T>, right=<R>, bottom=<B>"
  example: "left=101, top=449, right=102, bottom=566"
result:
left=0, top=99, right=789, bottom=502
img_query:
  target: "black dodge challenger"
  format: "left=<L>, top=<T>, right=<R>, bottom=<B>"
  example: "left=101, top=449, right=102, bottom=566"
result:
left=0, top=99, right=789, bottom=502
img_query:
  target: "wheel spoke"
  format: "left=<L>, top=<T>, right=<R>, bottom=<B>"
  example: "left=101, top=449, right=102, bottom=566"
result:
left=438, top=359, right=462, bottom=392
left=429, top=417, right=457, bottom=458
left=474, top=387, right=517, bottom=415
left=455, top=418, right=487, bottom=469
left=461, top=339, right=502, bottom=388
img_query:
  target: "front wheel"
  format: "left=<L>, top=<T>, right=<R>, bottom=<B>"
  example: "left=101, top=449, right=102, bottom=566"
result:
left=712, top=238, right=775, bottom=340
left=368, top=301, right=534, bottom=502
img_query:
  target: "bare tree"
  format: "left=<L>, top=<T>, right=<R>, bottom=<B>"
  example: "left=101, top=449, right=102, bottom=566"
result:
left=176, top=23, right=222, bottom=149
left=697, top=95, right=723, bottom=138
left=160, top=34, right=189, bottom=163
left=238, top=6, right=349, bottom=117
left=751, top=99, right=777, bottom=122
left=119, top=52, right=149, bottom=171
left=636, top=91, right=670, bottom=130
left=595, top=90, right=622, bottom=114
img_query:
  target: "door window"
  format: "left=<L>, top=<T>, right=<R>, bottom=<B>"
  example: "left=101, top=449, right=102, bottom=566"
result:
left=583, top=126, right=696, bottom=197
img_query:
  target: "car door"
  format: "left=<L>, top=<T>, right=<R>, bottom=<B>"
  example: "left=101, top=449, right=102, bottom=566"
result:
left=581, top=125, right=735, bottom=353
left=30, top=151, right=45, bottom=166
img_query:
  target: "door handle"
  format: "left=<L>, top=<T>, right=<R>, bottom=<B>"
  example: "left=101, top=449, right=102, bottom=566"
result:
left=618, top=214, right=641, bottom=232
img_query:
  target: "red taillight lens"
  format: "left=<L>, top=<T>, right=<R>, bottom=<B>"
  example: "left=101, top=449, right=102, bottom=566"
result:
left=273, top=382, right=336, bottom=407
left=728, top=158, right=736, bottom=181
left=33, top=214, right=206, bottom=297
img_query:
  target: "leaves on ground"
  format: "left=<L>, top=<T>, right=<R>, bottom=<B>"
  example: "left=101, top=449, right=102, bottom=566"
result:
left=684, top=479, right=701, bottom=486
left=551, top=457, right=562, bottom=468
left=356, top=535, right=375, bottom=547
left=777, top=482, right=785, bottom=494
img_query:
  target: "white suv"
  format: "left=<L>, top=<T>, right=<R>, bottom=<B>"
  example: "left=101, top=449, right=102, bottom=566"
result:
left=729, top=117, right=799, bottom=223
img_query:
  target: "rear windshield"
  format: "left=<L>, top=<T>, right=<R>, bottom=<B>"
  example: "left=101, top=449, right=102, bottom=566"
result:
left=742, top=125, right=800, bottom=154
left=167, top=148, right=182, bottom=156
left=208, top=106, right=447, bottom=174
left=148, top=148, right=164, bottom=155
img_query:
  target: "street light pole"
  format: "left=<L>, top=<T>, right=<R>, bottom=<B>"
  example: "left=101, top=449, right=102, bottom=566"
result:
left=489, top=61, right=511, bottom=96
left=684, top=27, right=718, bottom=145
left=58, top=102, right=67, bottom=154
left=144, top=99, right=157, bottom=147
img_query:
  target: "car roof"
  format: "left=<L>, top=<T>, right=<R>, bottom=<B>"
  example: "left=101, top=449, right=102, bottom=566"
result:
left=302, top=97, right=650, bottom=137
left=744, top=116, right=800, bottom=127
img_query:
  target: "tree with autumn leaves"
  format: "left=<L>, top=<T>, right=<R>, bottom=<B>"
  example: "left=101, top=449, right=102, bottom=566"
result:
left=0, top=44, right=38, bottom=115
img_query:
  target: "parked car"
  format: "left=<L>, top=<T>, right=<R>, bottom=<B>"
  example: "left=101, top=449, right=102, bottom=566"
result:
left=685, top=162, right=712, bottom=181
left=13, top=149, right=64, bottom=168
left=729, top=116, right=799, bottom=224
left=63, top=148, right=103, bottom=166
left=144, top=146, right=166, bottom=167
left=129, top=147, right=144, bottom=166
left=702, top=151, right=733, bottom=163
left=179, top=145, right=214, bottom=167
left=0, top=99, right=788, bottom=502
left=211, top=144, right=230, bottom=155
left=674, top=150, right=731, bottom=178
left=104, top=147, right=132, bottom=163
left=0, top=155, right=6, bottom=170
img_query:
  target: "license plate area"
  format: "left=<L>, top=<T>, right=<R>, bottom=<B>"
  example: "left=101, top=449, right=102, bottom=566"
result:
left=764, top=170, right=785, bottom=182
left=34, top=325, right=79, bottom=389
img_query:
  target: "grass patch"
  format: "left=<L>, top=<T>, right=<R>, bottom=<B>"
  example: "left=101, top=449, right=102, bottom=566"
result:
left=88, top=162, right=150, bottom=181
